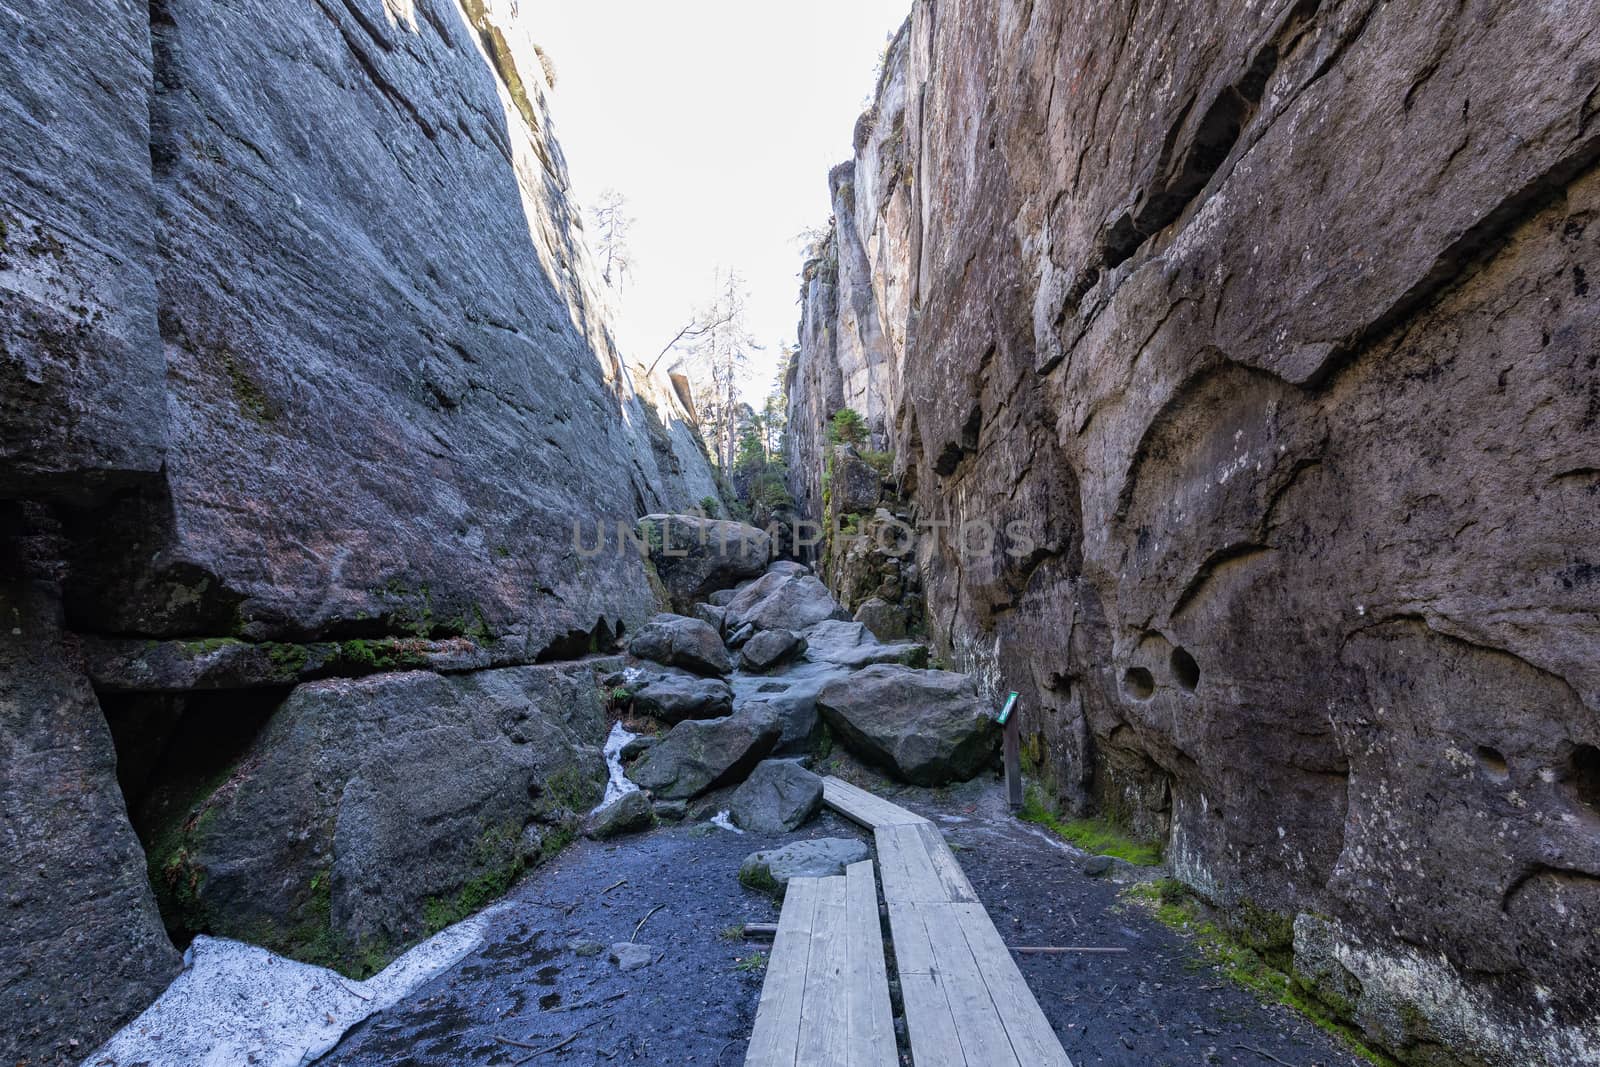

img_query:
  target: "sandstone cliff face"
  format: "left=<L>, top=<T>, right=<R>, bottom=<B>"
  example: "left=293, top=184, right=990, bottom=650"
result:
left=0, top=1, right=715, bottom=1060
left=787, top=4, right=1600, bottom=1064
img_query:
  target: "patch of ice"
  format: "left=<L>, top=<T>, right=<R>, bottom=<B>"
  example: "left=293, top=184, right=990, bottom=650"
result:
left=594, top=720, right=641, bottom=813
left=710, top=810, right=744, bottom=834
left=81, top=902, right=507, bottom=1067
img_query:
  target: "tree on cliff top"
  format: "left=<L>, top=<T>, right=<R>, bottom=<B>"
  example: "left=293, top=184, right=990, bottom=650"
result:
left=680, top=269, right=762, bottom=472
left=589, top=188, right=633, bottom=293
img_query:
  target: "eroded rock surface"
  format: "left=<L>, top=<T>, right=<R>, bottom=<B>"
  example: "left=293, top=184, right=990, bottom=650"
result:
left=641, top=515, right=772, bottom=611
left=785, top=3, right=1600, bottom=1062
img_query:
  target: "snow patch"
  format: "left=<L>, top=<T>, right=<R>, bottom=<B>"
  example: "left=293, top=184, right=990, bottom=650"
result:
left=593, top=720, right=641, bottom=813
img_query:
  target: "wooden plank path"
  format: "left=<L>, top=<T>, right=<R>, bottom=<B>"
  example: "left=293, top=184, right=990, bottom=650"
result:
left=823, top=776, right=1074, bottom=1067
left=744, top=860, right=897, bottom=1067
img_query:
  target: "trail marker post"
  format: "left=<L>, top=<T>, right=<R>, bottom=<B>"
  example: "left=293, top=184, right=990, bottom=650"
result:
left=998, top=691, right=1022, bottom=811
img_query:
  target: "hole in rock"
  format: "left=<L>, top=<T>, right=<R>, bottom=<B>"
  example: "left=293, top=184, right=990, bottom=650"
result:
left=101, top=687, right=286, bottom=948
left=1170, top=647, right=1200, bottom=692
left=1475, top=746, right=1510, bottom=781
left=1563, top=744, right=1600, bottom=816
left=1123, top=667, right=1155, bottom=701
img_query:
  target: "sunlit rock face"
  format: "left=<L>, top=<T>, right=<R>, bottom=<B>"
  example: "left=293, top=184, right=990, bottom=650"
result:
left=786, top=3, right=1600, bottom=1063
left=1, top=0, right=716, bottom=1060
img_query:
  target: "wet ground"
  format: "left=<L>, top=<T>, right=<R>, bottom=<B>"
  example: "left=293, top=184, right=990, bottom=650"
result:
left=317, top=768, right=1366, bottom=1067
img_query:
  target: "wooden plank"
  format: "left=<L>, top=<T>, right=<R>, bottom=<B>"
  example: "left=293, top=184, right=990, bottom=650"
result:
left=744, top=877, right=819, bottom=1067
left=915, top=822, right=978, bottom=904
left=886, top=901, right=937, bottom=975
left=876, top=823, right=960, bottom=905
left=920, top=902, right=1023, bottom=1067
left=822, top=776, right=928, bottom=829
left=843, top=862, right=897, bottom=1067
left=900, top=972, right=969, bottom=1067
left=796, top=876, right=849, bottom=1066
left=952, top=903, right=1075, bottom=1067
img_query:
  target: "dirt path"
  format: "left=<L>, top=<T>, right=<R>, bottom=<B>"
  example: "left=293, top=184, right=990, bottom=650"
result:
left=316, top=774, right=1365, bottom=1067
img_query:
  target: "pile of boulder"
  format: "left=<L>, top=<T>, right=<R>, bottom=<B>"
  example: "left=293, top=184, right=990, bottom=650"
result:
left=592, top=516, right=1002, bottom=845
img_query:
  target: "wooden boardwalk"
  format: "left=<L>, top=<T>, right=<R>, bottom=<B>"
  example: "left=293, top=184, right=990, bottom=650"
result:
left=744, top=860, right=897, bottom=1067
left=826, top=776, right=1073, bottom=1067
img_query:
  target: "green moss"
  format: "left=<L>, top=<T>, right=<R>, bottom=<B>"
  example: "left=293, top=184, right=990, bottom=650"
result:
left=1019, top=785, right=1163, bottom=865
left=1123, top=881, right=1397, bottom=1066
left=265, top=642, right=310, bottom=673
left=338, top=638, right=431, bottom=673
left=179, top=636, right=245, bottom=656
left=214, top=342, right=277, bottom=423
left=739, top=861, right=782, bottom=898
left=860, top=448, right=894, bottom=476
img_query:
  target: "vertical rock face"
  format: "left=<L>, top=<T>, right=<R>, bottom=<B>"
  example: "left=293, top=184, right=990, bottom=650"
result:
left=0, top=578, right=181, bottom=1066
left=0, top=0, right=718, bottom=1059
left=787, top=3, right=1600, bottom=1064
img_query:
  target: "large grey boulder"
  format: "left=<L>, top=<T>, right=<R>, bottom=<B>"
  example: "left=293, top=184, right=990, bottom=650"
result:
left=729, top=761, right=824, bottom=833
left=584, top=791, right=655, bottom=840
left=626, top=707, right=782, bottom=800
left=693, top=602, right=728, bottom=635
left=628, top=613, right=732, bottom=677
left=853, top=597, right=909, bottom=641
left=739, top=838, right=871, bottom=897
left=0, top=583, right=181, bottom=1065
left=740, top=629, right=807, bottom=672
left=624, top=668, right=734, bottom=725
left=817, top=665, right=1000, bottom=785
left=640, top=515, right=771, bottom=610
left=143, top=664, right=608, bottom=976
left=723, top=571, right=849, bottom=633
left=804, top=620, right=927, bottom=669
left=732, top=660, right=856, bottom=757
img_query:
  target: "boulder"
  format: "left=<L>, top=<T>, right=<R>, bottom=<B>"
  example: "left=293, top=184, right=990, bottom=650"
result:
left=817, top=664, right=1000, bottom=785
left=653, top=800, right=689, bottom=822
left=141, top=664, right=608, bottom=975
left=584, top=791, right=655, bottom=840
left=1, top=583, right=182, bottom=1063
left=804, top=620, right=927, bottom=669
left=620, top=735, right=657, bottom=762
left=853, top=597, right=909, bottom=641
left=728, top=623, right=755, bottom=648
left=739, top=838, right=871, bottom=897
left=740, top=629, right=807, bottom=672
left=767, top=561, right=811, bottom=577
left=723, top=571, right=848, bottom=632
left=707, top=587, right=742, bottom=608
left=628, top=613, right=732, bottom=676
left=626, top=707, right=782, bottom=800
left=693, top=602, right=727, bottom=635
left=729, top=761, right=824, bottom=833
left=732, top=660, right=856, bottom=757
left=831, top=448, right=883, bottom=514
left=625, top=668, right=734, bottom=725
left=640, top=515, right=771, bottom=610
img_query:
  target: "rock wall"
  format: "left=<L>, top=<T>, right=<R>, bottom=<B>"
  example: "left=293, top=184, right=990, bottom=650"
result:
left=0, top=0, right=716, bottom=1060
left=786, top=4, right=1600, bottom=1064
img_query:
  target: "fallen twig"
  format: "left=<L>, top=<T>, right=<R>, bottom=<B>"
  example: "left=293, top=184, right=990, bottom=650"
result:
left=1233, top=1044, right=1299, bottom=1067
left=602, top=878, right=627, bottom=895
left=552, top=991, right=626, bottom=1013
left=741, top=923, right=778, bottom=939
left=632, top=903, right=666, bottom=942
left=1009, top=946, right=1129, bottom=955
left=514, top=1031, right=580, bottom=1064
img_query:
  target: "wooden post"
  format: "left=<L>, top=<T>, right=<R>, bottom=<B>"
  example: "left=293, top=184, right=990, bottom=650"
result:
left=998, top=691, right=1022, bottom=811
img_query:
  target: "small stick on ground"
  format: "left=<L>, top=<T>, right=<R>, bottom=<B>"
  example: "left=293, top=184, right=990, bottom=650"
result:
left=1233, top=1044, right=1300, bottom=1067
left=602, top=878, right=627, bottom=895
left=632, top=904, right=665, bottom=942
left=514, top=1031, right=580, bottom=1064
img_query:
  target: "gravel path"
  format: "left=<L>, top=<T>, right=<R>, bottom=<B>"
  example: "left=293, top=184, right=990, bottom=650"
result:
left=316, top=772, right=1367, bottom=1067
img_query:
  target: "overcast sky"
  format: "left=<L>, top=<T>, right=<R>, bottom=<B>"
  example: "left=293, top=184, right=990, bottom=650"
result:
left=524, top=1, right=909, bottom=403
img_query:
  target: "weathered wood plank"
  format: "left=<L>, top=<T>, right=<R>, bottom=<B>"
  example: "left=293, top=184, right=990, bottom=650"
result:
left=915, top=822, right=978, bottom=903
left=921, top=902, right=1023, bottom=1067
left=796, top=877, right=849, bottom=1065
left=899, top=972, right=968, bottom=1067
left=953, top=902, right=1075, bottom=1067
left=822, top=776, right=928, bottom=829
left=744, top=876, right=819, bottom=1067
left=843, top=862, right=898, bottom=1067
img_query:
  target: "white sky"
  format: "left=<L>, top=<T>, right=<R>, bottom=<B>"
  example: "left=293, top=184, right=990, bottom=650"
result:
left=524, top=1, right=909, bottom=404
